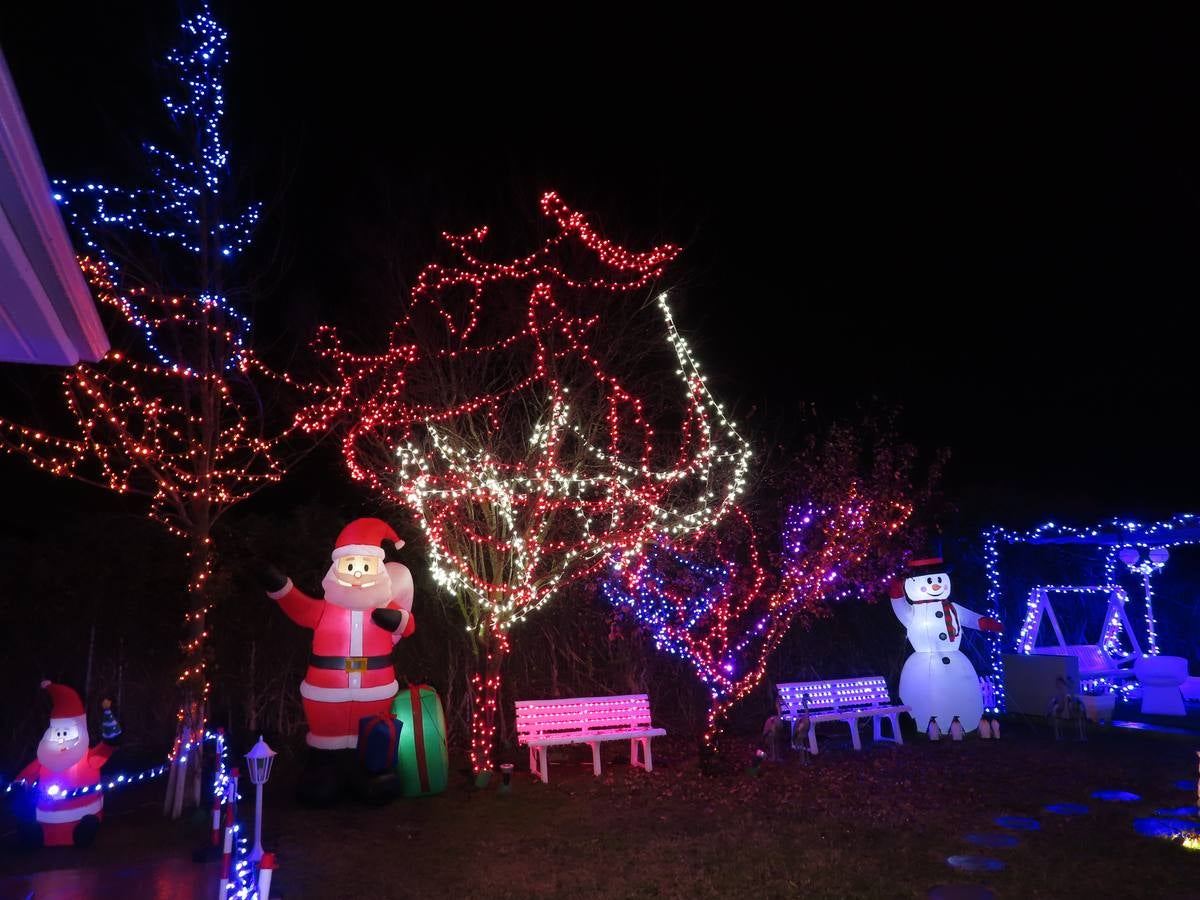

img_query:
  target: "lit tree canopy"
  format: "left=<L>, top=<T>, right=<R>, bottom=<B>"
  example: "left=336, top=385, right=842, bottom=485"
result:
left=603, top=419, right=940, bottom=749
left=299, top=192, right=752, bottom=768
left=0, top=4, right=303, bottom=811
left=604, top=493, right=914, bottom=748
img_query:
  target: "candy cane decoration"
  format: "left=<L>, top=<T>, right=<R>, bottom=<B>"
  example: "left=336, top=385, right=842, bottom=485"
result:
left=209, top=788, right=222, bottom=848
left=258, top=852, right=277, bottom=899
left=217, top=798, right=234, bottom=899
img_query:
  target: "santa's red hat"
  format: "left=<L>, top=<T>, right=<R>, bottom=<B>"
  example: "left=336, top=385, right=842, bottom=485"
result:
left=331, top=517, right=404, bottom=561
left=40, top=680, right=85, bottom=721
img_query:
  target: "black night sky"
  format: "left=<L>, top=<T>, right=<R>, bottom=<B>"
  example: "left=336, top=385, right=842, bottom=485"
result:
left=2, top=8, right=1199, bottom=527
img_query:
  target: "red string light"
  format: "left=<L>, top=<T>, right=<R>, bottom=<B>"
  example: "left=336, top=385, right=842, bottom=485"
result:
left=608, top=490, right=914, bottom=750
left=0, top=258, right=314, bottom=744
left=300, top=193, right=752, bottom=770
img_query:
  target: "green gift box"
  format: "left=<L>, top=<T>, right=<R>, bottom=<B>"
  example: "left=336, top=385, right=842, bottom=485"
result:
left=391, top=684, right=449, bottom=797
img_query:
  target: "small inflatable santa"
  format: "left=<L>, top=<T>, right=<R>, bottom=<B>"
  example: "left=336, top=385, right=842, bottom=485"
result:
left=261, top=518, right=414, bottom=753
left=14, top=681, right=121, bottom=847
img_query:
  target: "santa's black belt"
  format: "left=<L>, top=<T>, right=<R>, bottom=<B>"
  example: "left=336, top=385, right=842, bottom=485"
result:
left=309, top=654, right=392, bottom=672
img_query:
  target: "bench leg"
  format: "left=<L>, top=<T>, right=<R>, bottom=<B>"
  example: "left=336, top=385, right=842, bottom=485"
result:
left=531, top=745, right=550, bottom=783
left=529, top=745, right=537, bottom=777
left=873, top=715, right=882, bottom=743
left=873, top=714, right=903, bottom=745
left=848, top=717, right=863, bottom=751
left=589, top=742, right=601, bottom=777
left=630, top=738, right=641, bottom=769
left=808, top=727, right=819, bottom=756
left=642, top=739, right=654, bottom=772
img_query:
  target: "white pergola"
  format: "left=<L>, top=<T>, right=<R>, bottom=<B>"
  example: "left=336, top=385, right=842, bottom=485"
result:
left=0, top=49, right=107, bottom=366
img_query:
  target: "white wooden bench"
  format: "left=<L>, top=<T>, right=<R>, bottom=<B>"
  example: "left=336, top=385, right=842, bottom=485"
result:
left=515, top=694, right=667, bottom=784
left=777, top=677, right=909, bottom=754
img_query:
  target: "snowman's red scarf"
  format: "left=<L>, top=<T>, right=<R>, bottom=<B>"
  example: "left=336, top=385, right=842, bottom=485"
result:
left=910, top=598, right=959, bottom=641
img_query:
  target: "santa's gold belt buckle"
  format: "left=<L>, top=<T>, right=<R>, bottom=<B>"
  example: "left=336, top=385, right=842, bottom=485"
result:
left=344, top=657, right=368, bottom=672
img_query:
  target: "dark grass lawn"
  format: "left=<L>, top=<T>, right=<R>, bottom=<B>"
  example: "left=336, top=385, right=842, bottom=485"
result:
left=4, top=719, right=1200, bottom=899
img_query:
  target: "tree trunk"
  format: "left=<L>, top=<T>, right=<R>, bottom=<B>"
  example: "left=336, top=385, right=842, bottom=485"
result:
left=165, top=526, right=213, bottom=818
left=704, top=696, right=736, bottom=754
left=468, top=627, right=508, bottom=774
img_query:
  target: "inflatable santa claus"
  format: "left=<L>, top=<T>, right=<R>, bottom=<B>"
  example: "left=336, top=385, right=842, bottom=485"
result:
left=14, top=681, right=121, bottom=847
left=261, top=517, right=414, bottom=802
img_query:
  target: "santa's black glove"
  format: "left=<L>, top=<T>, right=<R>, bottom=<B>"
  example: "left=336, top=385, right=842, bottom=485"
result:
left=371, top=608, right=403, bottom=632
left=256, top=561, right=289, bottom=594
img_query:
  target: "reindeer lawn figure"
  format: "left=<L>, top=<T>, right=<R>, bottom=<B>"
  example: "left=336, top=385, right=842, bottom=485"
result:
left=790, top=692, right=813, bottom=764
left=1048, top=676, right=1087, bottom=742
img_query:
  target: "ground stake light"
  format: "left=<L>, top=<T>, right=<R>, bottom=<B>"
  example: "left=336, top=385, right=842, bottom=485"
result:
left=245, top=735, right=276, bottom=863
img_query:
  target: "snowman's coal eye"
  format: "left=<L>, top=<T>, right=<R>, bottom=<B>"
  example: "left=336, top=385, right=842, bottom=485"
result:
left=937, top=576, right=943, bottom=583
left=926, top=577, right=933, bottom=584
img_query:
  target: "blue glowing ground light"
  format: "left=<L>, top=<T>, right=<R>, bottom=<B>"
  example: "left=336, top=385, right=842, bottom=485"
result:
left=994, top=815, right=1041, bottom=831
left=1156, top=806, right=1200, bottom=816
left=965, top=832, right=1020, bottom=848
left=947, top=856, right=1006, bottom=872
left=1044, top=803, right=1090, bottom=815
left=1134, top=817, right=1197, bottom=838
left=927, top=887, right=995, bottom=900
left=1092, top=790, right=1141, bottom=802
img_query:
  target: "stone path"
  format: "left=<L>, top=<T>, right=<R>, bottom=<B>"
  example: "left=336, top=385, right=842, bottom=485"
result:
left=928, top=772, right=1200, bottom=898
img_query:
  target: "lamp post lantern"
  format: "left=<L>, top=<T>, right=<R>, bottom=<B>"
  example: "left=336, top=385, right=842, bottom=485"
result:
left=244, top=735, right=277, bottom=863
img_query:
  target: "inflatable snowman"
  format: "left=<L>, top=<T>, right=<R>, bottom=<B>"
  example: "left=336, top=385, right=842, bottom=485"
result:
left=890, top=558, right=1003, bottom=736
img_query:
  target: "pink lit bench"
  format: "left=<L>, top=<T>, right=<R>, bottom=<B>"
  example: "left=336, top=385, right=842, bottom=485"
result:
left=777, top=677, right=908, bottom=754
left=515, top=694, right=667, bottom=784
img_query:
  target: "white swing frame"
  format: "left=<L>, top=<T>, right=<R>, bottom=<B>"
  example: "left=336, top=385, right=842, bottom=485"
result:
left=1018, top=585, right=1142, bottom=679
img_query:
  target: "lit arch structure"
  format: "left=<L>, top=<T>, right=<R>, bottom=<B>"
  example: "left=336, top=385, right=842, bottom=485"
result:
left=981, top=514, right=1200, bottom=711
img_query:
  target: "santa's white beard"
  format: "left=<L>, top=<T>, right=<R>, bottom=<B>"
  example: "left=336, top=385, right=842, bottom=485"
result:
left=322, top=565, right=392, bottom=611
left=37, top=721, right=88, bottom=772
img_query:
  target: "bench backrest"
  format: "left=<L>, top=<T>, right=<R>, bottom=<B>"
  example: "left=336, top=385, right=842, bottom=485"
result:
left=777, top=677, right=894, bottom=715
left=515, top=694, right=655, bottom=743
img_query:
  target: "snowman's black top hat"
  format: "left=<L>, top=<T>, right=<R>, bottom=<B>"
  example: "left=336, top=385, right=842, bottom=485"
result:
left=906, top=556, right=952, bottom=577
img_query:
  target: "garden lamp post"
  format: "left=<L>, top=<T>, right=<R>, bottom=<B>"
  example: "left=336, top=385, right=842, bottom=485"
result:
left=1118, top=546, right=1168, bottom=656
left=245, top=735, right=277, bottom=863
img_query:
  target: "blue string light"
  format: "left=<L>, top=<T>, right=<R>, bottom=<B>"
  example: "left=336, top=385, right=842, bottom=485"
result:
left=982, top=514, right=1200, bottom=711
left=4, top=729, right=261, bottom=897
left=52, top=1, right=260, bottom=374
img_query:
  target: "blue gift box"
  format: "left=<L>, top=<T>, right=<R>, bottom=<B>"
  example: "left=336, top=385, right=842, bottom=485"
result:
left=358, top=714, right=402, bottom=774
